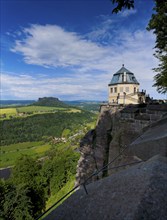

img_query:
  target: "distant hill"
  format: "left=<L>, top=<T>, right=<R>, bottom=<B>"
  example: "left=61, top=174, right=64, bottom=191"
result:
left=32, top=97, right=68, bottom=107
left=64, top=100, right=102, bottom=112
left=0, top=100, right=35, bottom=107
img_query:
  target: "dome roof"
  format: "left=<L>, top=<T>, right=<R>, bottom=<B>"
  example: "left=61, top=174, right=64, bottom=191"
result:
left=109, top=65, right=139, bottom=85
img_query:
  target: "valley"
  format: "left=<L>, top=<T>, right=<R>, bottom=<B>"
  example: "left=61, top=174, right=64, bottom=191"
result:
left=0, top=97, right=98, bottom=219
left=0, top=98, right=97, bottom=168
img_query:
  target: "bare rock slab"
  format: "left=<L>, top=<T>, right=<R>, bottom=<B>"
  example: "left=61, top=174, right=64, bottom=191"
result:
left=44, top=155, right=167, bottom=220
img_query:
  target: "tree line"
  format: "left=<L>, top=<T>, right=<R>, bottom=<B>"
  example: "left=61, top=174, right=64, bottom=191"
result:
left=0, top=111, right=95, bottom=146
left=0, top=148, right=79, bottom=219
left=111, top=0, right=167, bottom=93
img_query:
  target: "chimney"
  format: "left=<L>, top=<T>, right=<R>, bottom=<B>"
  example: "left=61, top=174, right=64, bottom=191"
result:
left=123, top=72, right=126, bottom=82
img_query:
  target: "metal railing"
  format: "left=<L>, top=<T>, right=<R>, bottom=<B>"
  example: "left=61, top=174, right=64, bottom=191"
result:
left=35, top=142, right=143, bottom=220
left=36, top=133, right=144, bottom=220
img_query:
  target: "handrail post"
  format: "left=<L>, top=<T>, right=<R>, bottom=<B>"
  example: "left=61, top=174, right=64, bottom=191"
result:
left=83, top=183, right=88, bottom=195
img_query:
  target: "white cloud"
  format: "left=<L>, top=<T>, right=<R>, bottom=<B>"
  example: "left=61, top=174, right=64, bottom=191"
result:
left=118, top=9, right=137, bottom=17
left=11, top=24, right=157, bottom=81
left=1, top=71, right=111, bottom=100
left=1, top=69, right=165, bottom=101
left=6, top=20, right=165, bottom=100
left=11, top=24, right=108, bottom=69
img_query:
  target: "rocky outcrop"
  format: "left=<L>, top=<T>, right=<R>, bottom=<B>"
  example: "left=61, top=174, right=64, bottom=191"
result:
left=45, top=155, right=167, bottom=220
left=76, top=104, right=167, bottom=184
left=32, top=97, right=68, bottom=107
left=44, top=104, right=167, bottom=219
left=75, top=109, right=113, bottom=185
left=75, top=129, right=97, bottom=185
left=128, top=116, right=167, bottom=160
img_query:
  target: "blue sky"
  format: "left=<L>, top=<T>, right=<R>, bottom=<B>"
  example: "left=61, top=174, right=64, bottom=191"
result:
left=1, top=0, right=166, bottom=100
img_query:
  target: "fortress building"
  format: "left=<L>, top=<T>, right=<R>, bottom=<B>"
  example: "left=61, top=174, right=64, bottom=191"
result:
left=108, top=65, right=146, bottom=105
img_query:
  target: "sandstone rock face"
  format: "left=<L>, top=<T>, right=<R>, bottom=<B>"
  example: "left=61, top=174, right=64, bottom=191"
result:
left=94, top=110, right=113, bottom=177
left=128, top=116, right=167, bottom=160
left=75, top=104, right=167, bottom=184
left=75, top=129, right=97, bottom=185
left=75, top=110, right=113, bottom=185
left=44, top=105, right=167, bottom=219
left=45, top=155, right=167, bottom=220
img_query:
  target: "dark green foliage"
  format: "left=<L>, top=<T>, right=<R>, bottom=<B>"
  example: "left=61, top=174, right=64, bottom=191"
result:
left=0, top=111, right=94, bottom=145
left=0, top=180, right=5, bottom=218
left=147, top=1, right=167, bottom=93
left=0, top=156, right=46, bottom=219
left=111, top=0, right=134, bottom=13
left=12, top=156, right=40, bottom=185
left=49, top=149, right=79, bottom=194
left=41, top=148, right=79, bottom=195
left=0, top=147, right=79, bottom=219
left=64, top=100, right=101, bottom=112
left=111, top=0, right=167, bottom=93
left=2, top=183, right=33, bottom=220
left=12, top=156, right=46, bottom=218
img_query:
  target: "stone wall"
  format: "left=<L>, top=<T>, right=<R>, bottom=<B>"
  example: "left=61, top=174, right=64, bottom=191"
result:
left=75, top=108, right=114, bottom=185
left=75, top=104, right=167, bottom=185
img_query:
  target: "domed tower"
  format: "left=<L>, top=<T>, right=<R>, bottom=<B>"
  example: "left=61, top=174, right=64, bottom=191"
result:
left=108, top=65, right=145, bottom=104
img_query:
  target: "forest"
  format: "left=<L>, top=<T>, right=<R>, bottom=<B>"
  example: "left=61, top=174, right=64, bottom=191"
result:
left=0, top=102, right=97, bottom=219
left=0, top=148, right=79, bottom=219
left=0, top=111, right=95, bottom=146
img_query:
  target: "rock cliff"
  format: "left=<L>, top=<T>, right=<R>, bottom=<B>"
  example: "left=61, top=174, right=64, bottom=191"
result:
left=75, top=104, right=167, bottom=184
left=44, top=104, right=167, bottom=220
left=45, top=155, right=167, bottom=220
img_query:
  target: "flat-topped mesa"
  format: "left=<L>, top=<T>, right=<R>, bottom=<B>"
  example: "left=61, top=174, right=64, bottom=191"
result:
left=33, top=97, right=68, bottom=107
left=108, top=65, right=146, bottom=105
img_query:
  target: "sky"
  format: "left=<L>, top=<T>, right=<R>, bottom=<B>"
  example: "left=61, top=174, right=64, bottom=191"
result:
left=1, top=0, right=166, bottom=101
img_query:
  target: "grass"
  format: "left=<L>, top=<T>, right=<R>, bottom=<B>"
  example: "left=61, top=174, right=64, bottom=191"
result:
left=0, top=108, right=17, bottom=119
left=62, top=129, right=71, bottom=138
left=42, top=177, right=76, bottom=219
left=0, top=141, right=51, bottom=168
left=17, top=106, right=67, bottom=113
left=0, top=106, right=81, bottom=120
left=35, top=144, right=51, bottom=154
left=67, top=108, right=81, bottom=113
left=86, top=120, right=97, bottom=129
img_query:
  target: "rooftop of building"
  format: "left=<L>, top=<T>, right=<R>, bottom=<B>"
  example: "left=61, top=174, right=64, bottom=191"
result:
left=109, top=64, right=139, bottom=85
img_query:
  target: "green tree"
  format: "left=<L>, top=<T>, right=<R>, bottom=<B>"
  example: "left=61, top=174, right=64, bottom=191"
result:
left=2, top=183, right=33, bottom=220
left=111, top=0, right=167, bottom=94
left=111, top=0, right=134, bottom=13
left=0, top=179, right=5, bottom=218
left=147, top=1, right=167, bottom=93
left=12, top=155, right=46, bottom=218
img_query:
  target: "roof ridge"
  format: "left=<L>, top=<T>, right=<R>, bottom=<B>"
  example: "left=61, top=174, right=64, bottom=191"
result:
left=115, top=65, right=133, bottom=74
left=109, top=65, right=139, bottom=85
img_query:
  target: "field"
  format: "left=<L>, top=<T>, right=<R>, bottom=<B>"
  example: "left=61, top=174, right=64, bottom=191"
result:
left=0, top=99, right=98, bottom=220
left=0, top=105, right=81, bottom=120
left=17, top=106, right=67, bottom=113
left=0, top=141, right=51, bottom=168
left=0, top=103, right=96, bottom=168
left=43, top=177, right=76, bottom=218
left=0, top=108, right=17, bottom=118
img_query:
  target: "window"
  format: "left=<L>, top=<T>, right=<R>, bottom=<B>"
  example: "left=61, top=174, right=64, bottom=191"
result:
left=110, top=88, right=113, bottom=93
left=114, top=87, right=117, bottom=93
left=120, top=87, right=123, bottom=92
left=122, top=74, right=124, bottom=82
left=134, top=87, right=136, bottom=93
left=125, top=87, right=129, bottom=92
left=123, top=72, right=127, bottom=82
